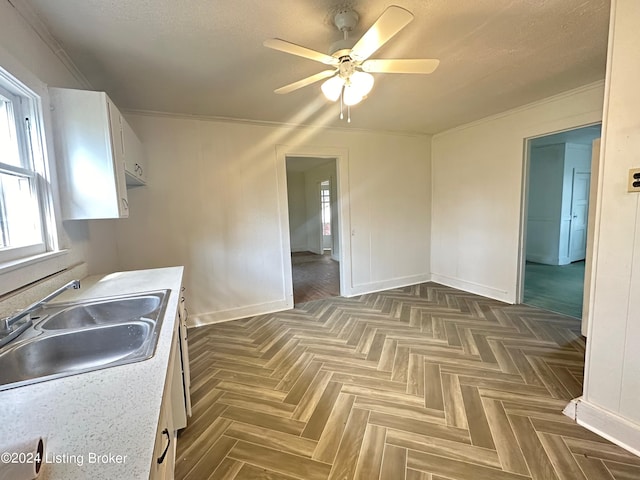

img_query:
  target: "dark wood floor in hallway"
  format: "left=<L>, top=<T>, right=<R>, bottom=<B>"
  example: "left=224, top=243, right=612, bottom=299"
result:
left=175, top=283, right=640, bottom=480
left=291, top=251, right=340, bottom=305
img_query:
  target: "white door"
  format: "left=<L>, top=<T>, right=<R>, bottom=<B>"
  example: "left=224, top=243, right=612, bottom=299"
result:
left=569, top=170, right=591, bottom=262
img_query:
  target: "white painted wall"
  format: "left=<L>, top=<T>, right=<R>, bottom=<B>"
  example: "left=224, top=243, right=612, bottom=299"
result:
left=304, top=168, right=323, bottom=256
left=285, top=171, right=307, bottom=252
left=527, top=144, right=565, bottom=264
left=0, top=0, right=118, bottom=289
left=116, top=115, right=431, bottom=323
left=431, top=83, right=604, bottom=303
left=578, top=0, right=640, bottom=454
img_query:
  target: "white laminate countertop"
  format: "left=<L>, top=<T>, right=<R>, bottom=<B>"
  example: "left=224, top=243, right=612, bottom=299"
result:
left=0, top=266, right=184, bottom=480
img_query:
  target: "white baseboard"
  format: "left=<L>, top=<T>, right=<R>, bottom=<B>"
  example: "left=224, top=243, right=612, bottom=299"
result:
left=430, top=273, right=513, bottom=303
left=189, top=298, right=292, bottom=327
left=563, top=397, right=579, bottom=420
left=565, top=397, right=640, bottom=457
left=526, top=253, right=560, bottom=265
left=347, top=274, right=431, bottom=297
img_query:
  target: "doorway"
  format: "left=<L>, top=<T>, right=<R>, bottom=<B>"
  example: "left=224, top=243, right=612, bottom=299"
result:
left=285, top=156, right=340, bottom=305
left=520, top=124, right=601, bottom=319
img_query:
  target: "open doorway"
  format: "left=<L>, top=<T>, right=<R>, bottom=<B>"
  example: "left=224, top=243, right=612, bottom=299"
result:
left=285, top=156, right=340, bottom=305
left=520, top=124, right=601, bottom=319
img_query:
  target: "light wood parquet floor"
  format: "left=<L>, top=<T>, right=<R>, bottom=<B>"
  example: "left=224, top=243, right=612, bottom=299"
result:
left=176, top=282, right=640, bottom=480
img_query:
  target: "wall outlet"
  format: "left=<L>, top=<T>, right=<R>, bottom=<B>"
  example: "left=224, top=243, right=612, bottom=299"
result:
left=628, top=168, right=640, bottom=193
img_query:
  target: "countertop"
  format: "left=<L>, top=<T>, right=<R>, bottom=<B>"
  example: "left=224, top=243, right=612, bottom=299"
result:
left=0, top=266, right=184, bottom=480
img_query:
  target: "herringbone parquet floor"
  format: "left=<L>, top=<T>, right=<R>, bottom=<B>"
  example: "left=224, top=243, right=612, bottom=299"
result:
left=291, top=252, right=340, bottom=305
left=176, top=283, right=640, bottom=480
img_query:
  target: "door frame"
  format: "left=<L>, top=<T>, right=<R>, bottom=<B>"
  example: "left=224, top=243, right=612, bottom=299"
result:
left=276, top=145, right=351, bottom=307
left=516, top=122, right=602, bottom=310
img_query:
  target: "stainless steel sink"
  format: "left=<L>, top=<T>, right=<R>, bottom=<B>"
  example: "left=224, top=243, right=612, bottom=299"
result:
left=36, top=293, right=164, bottom=330
left=0, top=321, right=154, bottom=389
left=0, top=290, right=170, bottom=391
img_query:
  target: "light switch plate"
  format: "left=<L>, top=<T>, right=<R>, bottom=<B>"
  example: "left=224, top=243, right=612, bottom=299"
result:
left=628, top=168, right=640, bottom=193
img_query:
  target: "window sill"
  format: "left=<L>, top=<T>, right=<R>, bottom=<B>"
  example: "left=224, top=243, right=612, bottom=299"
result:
left=0, top=250, right=71, bottom=296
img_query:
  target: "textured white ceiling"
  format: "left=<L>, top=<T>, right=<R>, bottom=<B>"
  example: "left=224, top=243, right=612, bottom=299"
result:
left=25, top=0, right=610, bottom=134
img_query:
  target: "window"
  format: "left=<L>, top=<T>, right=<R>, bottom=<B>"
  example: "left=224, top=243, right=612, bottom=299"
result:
left=0, top=66, right=56, bottom=264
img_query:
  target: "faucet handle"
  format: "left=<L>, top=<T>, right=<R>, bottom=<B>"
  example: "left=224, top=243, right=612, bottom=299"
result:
left=0, top=311, right=31, bottom=333
left=0, top=317, right=11, bottom=335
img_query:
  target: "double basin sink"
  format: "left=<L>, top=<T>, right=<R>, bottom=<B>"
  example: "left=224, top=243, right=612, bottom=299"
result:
left=0, top=290, right=170, bottom=391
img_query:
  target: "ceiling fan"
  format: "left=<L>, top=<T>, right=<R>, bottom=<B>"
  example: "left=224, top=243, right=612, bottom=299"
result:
left=264, top=5, right=439, bottom=121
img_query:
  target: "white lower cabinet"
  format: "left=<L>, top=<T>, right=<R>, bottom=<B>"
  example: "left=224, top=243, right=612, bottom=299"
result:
left=150, top=326, right=184, bottom=480
left=150, top=394, right=174, bottom=480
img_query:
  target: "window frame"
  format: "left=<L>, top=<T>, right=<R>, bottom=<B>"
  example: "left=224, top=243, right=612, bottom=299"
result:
left=0, top=65, right=58, bottom=265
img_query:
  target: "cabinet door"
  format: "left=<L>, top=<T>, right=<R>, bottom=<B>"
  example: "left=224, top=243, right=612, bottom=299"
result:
left=106, top=100, right=129, bottom=217
left=150, top=400, right=173, bottom=480
left=171, top=318, right=188, bottom=430
left=178, top=292, right=192, bottom=417
left=150, top=331, right=178, bottom=480
left=50, top=88, right=129, bottom=219
left=123, top=117, right=147, bottom=185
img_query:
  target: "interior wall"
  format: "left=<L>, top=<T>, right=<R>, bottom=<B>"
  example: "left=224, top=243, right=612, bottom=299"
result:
left=580, top=0, right=640, bottom=453
left=0, top=0, right=118, bottom=281
left=285, top=171, right=307, bottom=252
left=526, top=144, right=565, bottom=264
left=116, top=115, right=431, bottom=324
left=430, top=82, right=604, bottom=303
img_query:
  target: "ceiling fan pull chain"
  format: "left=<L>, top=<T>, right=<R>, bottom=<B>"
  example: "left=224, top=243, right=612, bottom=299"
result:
left=340, top=89, right=344, bottom=120
left=348, top=105, right=351, bottom=123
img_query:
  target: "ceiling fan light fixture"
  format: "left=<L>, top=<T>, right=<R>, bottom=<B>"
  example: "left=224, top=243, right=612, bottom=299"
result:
left=321, top=75, right=344, bottom=102
left=351, top=71, right=374, bottom=97
left=343, top=71, right=374, bottom=106
left=343, top=86, right=363, bottom=106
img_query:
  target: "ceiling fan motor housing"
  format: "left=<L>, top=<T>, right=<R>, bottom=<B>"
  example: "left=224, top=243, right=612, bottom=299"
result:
left=334, top=8, right=359, bottom=32
left=330, top=8, right=359, bottom=58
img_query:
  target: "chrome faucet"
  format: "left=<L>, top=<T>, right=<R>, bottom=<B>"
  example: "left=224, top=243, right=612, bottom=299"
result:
left=0, top=280, right=81, bottom=348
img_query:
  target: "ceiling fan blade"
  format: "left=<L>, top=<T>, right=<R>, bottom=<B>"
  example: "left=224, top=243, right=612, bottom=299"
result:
left=274, top=70, right=336, bottom=94
left=351, top=5, right=414, bottom=61
left=362, top=59, right=440, bottom=74
left=264, top=38, right=339, bottom=66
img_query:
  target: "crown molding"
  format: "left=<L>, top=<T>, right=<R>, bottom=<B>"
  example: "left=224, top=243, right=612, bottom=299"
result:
left=123, top=108, right=433, bottom=139
left=8, top=0, right=92, bottom=89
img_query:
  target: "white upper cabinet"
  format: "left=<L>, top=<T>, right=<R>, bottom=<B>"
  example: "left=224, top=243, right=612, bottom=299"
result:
left=49, top=88, right=147, bottom=220
left=122, top=114, right=147, bottom=186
